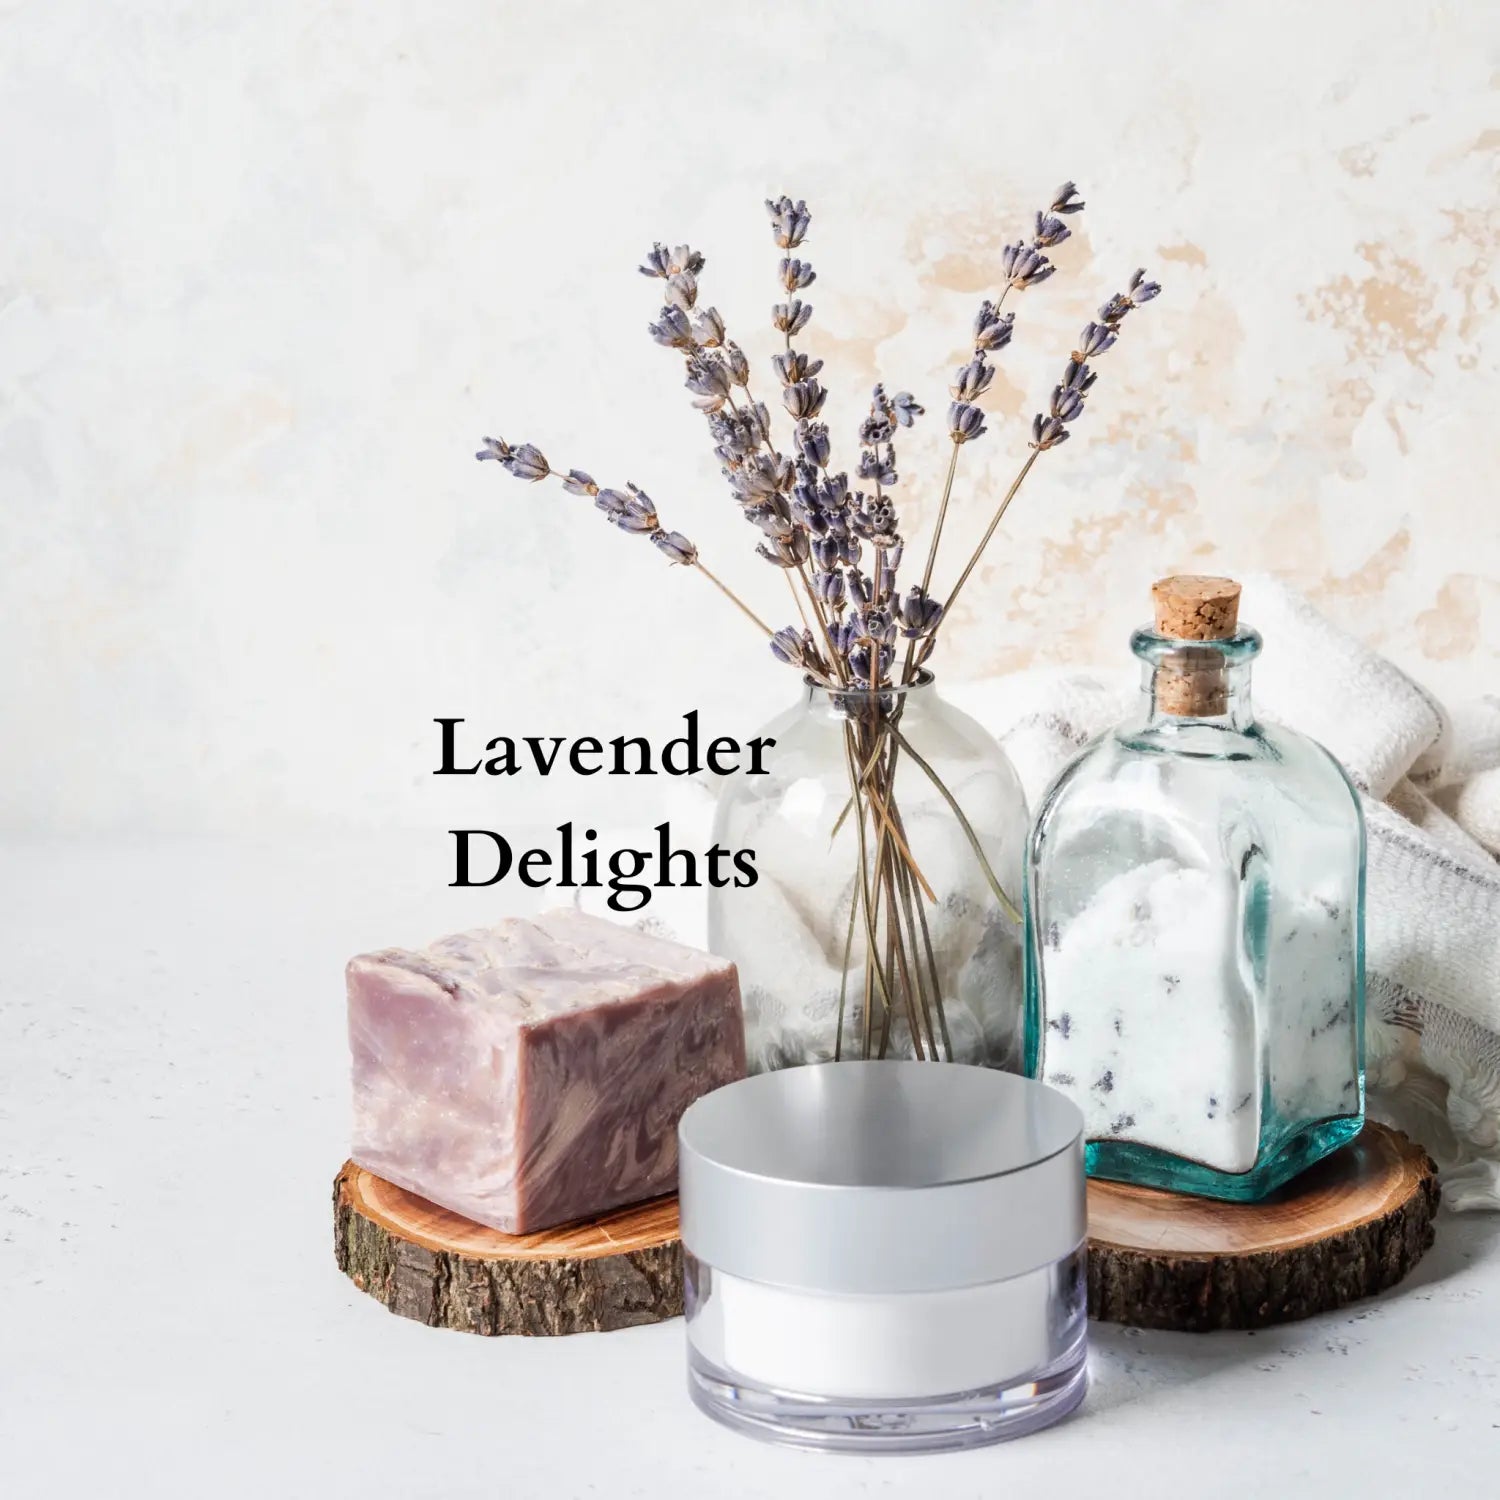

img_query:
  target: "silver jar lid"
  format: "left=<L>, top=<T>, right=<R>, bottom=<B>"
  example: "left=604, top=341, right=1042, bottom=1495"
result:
left=678, top=1061, right=1085, bottom=1295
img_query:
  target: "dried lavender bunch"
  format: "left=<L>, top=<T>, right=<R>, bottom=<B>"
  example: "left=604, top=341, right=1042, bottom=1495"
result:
left=635, top=185, right=1113, bottom=693
left=486, top=185, right=1156, bottom=699
left=476, top=183, right=1163, bottom=1067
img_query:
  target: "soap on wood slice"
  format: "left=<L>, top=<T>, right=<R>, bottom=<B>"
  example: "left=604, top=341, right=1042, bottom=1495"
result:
left=347, top=909, right=744, bottom=1235
left=334, top=1161, right=683, bottom=1335
left=1086, top=1123, right=1439, bottom=1331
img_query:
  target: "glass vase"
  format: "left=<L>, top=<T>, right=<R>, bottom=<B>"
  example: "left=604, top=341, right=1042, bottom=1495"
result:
left=1024, top=613, right=1366, bottom=1201
left=709, top=673, right=1029, bottom=1072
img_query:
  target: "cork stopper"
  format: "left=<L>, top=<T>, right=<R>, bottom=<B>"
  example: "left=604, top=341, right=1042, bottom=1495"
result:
left=1151, top=575, right=1242, bottom=640
left=1150, top=575, right=1242, bottom=717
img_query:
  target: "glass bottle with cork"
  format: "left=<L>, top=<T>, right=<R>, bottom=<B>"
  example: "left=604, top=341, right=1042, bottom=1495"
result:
left=1024, top=575, right=1366, bottom=1200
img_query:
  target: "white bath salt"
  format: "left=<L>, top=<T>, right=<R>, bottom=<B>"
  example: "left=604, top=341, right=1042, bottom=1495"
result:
left=1267, top=888, right=1360, bottom=1124
left=1040, top=858, right=1356, bottom=1173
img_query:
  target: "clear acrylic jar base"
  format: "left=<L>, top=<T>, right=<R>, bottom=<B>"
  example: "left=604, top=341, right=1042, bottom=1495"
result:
left=686, top=1338, right=1088, bottom=1455
left=1085, top=1112, right=1365, bottom=1202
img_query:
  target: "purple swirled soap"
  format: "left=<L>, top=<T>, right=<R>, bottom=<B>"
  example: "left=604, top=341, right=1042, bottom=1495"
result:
left=346, top=909, right=745, bottom=1234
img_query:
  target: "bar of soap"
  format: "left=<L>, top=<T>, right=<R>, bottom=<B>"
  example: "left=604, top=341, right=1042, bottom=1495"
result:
left=347, top=909, right=745, bottom=1235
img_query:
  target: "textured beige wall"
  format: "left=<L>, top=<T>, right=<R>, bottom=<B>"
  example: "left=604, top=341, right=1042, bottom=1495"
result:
left=2, top=0, right=1495, bottom=832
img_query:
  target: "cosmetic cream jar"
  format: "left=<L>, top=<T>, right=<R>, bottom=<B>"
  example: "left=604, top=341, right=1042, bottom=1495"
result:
left=678, top=1060, right=1087, bottom=1453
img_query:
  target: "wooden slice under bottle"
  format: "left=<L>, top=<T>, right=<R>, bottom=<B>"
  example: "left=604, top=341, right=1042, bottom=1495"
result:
left=1085, top=1121, right=1439, bottom=1330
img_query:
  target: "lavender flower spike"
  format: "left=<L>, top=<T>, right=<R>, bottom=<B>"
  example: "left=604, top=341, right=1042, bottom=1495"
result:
left=815, top=569, right=846, bottom=607
left=857, top=444, right=898, bottom=486
left=651, top=530, right=698, bottom=566
left=664, top=271, right=698, bottom=312
left=766, top=196, right=811, bottom=249
left=1061, top=358, right=1096, bottom=395
left=796, top=420, right=831, bottom=467
left=947, top=401, right=987, bottom=444
left=1128, top=267, right=1162, bottom=304
left=1002, top=242, right=1054, bottom=289
left=973, top=302, right=1015, bottom=352
left=648, top=306, right=694, bottom=348
left=772, top=299, right=813, bottom=335
left=506, top=444, right=550, bottom=481
left=848, top=642, right=893, bottom=684
left=770, top=625, right=803, bottom=664
left=950, top=357, right=994, bottom=401
left=1075, top=322, right=1117, bottom=359
left=896, top=585, right=943, bottom=638
left=806, top=532, right=837, bottom=566
left=783, top=379, right=827, bottom=420
left=638, top=243, right=673, bottom=278
left=641, top=242, right=706, bottom=277
left=691, top=307, right=726, bottom=347
left=475, top=436, right=515, bottom=464
left=1030, top=414, right=1070, bottom=451
left=757, top=530, right=811, bottom=569
left=1033, top=211, right=1071, bottom=248
left=1051, top=181, right=1085, bottom=215
left=890, top=392, right=924, bottom=428
left=685, top=355, right=734, bottom=409
left=595, top=484, right=659, bottom=533
left=780, top=257, right=816, bottom=291
left=772, top=349, right=823, bottom=386
left=1051, top=386, right=1086, bottom=423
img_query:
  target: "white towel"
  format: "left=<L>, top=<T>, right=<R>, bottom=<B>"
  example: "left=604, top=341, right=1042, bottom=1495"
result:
left=950, top=574, right=1500, bottom=1211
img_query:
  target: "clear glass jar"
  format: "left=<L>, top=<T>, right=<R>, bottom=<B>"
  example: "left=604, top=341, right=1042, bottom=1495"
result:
left=678, top=1062, right=1089, bottom=1453
left=1024, top=616, right=1366, bottom=1200
left=684, top=1249, right=1088, bottom=1454
left=709, top=674, right=1029, bottom=1072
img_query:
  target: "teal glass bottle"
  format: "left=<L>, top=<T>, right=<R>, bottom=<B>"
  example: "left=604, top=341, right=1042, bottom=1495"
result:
left=1024, top=577, right=1365, bottom=1201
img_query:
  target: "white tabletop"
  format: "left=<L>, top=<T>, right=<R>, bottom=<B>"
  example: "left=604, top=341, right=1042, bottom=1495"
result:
left=4, top=837, right=1496, bottom=1499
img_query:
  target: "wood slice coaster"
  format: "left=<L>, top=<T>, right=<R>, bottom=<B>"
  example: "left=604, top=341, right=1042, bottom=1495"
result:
left=333, top=1162, right=682, bottom=1336
left=1085, top=1122, right=1440, bottom=1331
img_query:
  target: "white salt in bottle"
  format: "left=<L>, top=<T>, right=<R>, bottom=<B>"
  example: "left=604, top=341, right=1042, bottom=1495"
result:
left=1024, top=576, right=1365, bottom=1200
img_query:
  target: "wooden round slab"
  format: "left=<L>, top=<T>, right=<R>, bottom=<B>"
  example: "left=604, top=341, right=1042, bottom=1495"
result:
left=1085, top=1122, right=1440, bottom=1331
left=333, top=1162, right=683, bottom=1336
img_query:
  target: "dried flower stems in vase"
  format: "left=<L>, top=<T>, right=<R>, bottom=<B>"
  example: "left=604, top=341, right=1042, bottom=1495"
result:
left=476, top=183, right=1160, bottom=1069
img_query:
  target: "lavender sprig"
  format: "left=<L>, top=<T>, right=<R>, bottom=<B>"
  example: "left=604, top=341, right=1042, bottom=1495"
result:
left=1027, top=267, right=1161, bottom=453
left=905, top=187, right=1077, bottom=666
left=641, top=242, right=824, bottom=631
left=765, top=196, right=829, bottom=438
left=851, top=385, right=922, bottom=613
left=935, top=264, right=1162, bottom=632
left=475, top=436, right=775, bottom=637
left=477, top=438, right=697, bottom=556
left=636, top=207, right=848, bottom=684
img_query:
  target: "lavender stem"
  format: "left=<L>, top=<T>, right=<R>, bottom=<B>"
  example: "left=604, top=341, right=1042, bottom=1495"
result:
left=693, top=559, right=777, bottom=638
left=936, top=448, right=1041, bottom=628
